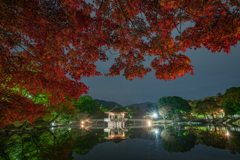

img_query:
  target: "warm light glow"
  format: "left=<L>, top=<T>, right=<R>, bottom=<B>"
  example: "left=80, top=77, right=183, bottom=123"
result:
left=81, top=121, right=84, bottom=124
left=226, top=131, right=229, bottom=136
left=148, top=121, right=151, bottom=126
left=81, top=125, right=84, bottom=127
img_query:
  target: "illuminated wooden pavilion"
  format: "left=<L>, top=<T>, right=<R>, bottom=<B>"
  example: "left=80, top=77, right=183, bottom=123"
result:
left=104, top=106, right=128, bottom=128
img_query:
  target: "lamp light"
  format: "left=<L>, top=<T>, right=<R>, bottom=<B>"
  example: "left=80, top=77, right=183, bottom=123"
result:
left=153, top=113, right=157, bottom=117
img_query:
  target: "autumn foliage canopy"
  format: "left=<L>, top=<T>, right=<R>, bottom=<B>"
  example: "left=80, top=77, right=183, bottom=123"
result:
left=0, top=0, right=239, bottom=127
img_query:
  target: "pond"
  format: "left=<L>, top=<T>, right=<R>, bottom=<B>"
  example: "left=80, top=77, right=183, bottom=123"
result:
left=1, top=124, right=240, bottom=160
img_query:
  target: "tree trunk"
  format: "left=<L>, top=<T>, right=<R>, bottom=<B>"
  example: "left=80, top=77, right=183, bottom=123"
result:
left=211, top=113, right=214, bottom=122
left=48, top=114, right=59, bottom=125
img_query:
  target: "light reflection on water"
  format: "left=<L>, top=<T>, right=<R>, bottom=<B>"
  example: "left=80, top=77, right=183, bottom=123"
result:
left=1, top=124, right=240, bottom=160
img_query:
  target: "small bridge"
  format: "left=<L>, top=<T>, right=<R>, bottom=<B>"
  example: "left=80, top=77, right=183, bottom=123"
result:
left=73, top=125, right=152, bottom=130
left=83, top=118, right=151, bottom=122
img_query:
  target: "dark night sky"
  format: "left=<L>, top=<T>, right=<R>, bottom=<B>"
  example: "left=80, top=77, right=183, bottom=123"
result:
left=81, top=43, right=240, bottom=106
left=80, top=19, right=240, bottom=106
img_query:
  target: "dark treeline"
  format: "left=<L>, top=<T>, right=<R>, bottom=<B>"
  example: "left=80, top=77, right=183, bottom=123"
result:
left=2, top=86, right=240, bottom=129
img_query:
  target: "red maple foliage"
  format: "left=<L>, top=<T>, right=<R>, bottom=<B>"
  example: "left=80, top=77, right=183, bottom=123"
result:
left=0, top=0, right=239, bottom=127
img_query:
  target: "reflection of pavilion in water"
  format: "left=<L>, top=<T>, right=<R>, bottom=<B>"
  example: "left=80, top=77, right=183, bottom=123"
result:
left=104, top=128, right=128, bottom=143
left=103, top=106, right=129, bottom=142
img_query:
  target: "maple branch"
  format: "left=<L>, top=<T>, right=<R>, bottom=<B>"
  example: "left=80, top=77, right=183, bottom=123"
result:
left=143, top=0, right=180, bottom=37
left=142, top=0, right=181, bottom=39
left=38, top=9, right=63, bottom=26
left=60, top=6, right=74, bottom=28
left=115, top=0, right=125, bottom=39
left=180, top=9, right=182, bottom=40
left=5, top=56, right=18, bottom=71
left=156, top=0, right=160, bottom=38
left=223, top=7, right=237, bottom=18
left=115, top=0, right=146, bottom=40
left=175, top=2, right=239, bottom=22
left=99, top=0, right=104, bottom=9
left=101, top=0, right=109, bottom=30
left=163, top=13, right=181, bottom=36
left=0, top=91, right=24, bottom=107
left=1, top=29, right=34, bottom=57
left=142, top=0, right=169, bottom=58
left=117, top=0, right=138, bottom=29
left=155, top=0, right=165, bottom=56
left=174, top=2, right=201, bottom=18
left=0, top=28, right=48, bottom=67
left=12, top=5, right=63, bottom=28
left=125, top=0, right=139, bottom=25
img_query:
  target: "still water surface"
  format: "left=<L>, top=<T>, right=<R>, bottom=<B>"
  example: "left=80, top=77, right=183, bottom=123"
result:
left=1, top=124, right=240, bottom=160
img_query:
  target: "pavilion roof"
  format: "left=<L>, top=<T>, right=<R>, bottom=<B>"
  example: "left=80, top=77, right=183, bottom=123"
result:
left=104, top=106, right=128, bottom=113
